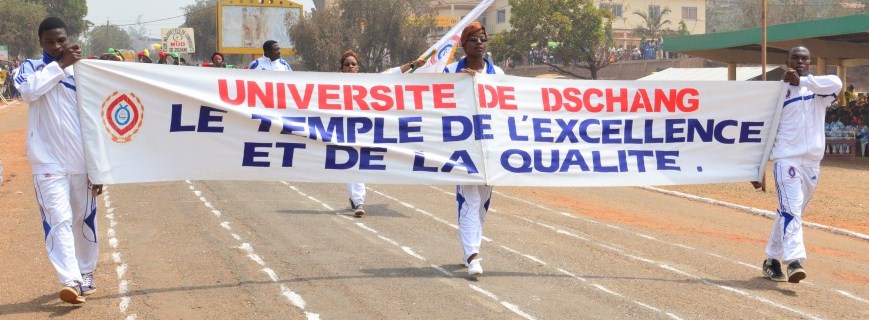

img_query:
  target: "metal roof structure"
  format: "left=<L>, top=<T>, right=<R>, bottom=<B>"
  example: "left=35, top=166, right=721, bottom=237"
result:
left=663, top=14, right=869, bottom=67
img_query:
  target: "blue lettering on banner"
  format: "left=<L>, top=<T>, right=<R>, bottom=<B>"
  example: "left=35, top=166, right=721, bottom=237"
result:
left=169, top=104, right=226, bottom=132
left=442, top=115, right=492, bottom=142
left=249, top=114, right=425, bottom=143
left=325, top=146, right=387, bottom=170
left=504, top=117, right=764, bottom=145
left=500, top=149, right=680, bottom=173
left=242, top=142, right=306, bottom=167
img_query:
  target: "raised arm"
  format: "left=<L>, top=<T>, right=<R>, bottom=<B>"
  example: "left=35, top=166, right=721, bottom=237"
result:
left=801, top=74, right=842, bottom=96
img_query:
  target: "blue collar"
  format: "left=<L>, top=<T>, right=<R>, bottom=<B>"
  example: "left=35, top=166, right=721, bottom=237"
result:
left=455, top=57, right=496, bottom=74
left=42, top=51, right=58, bottom=64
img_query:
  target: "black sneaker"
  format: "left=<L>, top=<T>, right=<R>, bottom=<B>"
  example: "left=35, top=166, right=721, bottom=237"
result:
left=787, top=261, right=806, bottom=283
left=762, top=258, right=786, bottom=282
left=349, top=199, right=364, bottom=217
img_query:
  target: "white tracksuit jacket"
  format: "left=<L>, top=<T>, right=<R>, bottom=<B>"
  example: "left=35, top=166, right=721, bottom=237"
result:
left=771, top=74, right=842, bottom=165
left=14, top=53, right=86, bottom=175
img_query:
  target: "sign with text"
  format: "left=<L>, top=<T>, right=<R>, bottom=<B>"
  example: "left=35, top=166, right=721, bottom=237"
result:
left=161, top=28, right=196, bottom=53
left=74, top=60, right=785, bottom=186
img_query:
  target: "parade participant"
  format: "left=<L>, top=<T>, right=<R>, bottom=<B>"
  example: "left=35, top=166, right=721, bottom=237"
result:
left=247, top=40, right=292, bottom=71
left=339, top=49, right=425, bottom=217
left=157, top=51, right=168, bottom=64
left=762, top=46, right=842, bottom=284
left=15, top=17, right=103, bottom=304
left=442, top=22, right=504, bottom=277
left=211, top=52, right=226, bottom=68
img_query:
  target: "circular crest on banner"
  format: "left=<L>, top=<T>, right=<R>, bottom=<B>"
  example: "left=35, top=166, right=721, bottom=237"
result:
left=101, top=91, right=144, bottom=143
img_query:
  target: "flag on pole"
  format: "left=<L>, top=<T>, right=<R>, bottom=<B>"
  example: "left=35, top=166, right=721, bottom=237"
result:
left=412, top=0, right=495, bottom=73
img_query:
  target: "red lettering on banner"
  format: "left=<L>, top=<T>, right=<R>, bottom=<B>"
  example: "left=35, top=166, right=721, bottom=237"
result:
left=432, top=84, right=456, bottom=108
left=248, top=81, right=274, bottom=108
left=218, top=79, right=245, bottom=106
left=288, top=84, right=314, bottom=109
left=540, top=86, right=701, bottom=113
left=478, top=85, right=517, bottom=109
left=344, top=85, right=370, bottom=110
left=216, top=79, right=464, bottom=111
left=319, top=84, right=341, bottom=109
left=404, top=85, right=429, bottom=109
left=370, top=85, right=394, bottom=111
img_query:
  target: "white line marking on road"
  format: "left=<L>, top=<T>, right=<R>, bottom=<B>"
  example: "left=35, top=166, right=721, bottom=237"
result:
left=188, top=181, right=316, bottom=317
left=592, top=284, right=623, bottom=297
left=102, top=188, right=135, bottom=319
left=635, top=301, right=661, bottom=312
left=837, top=289, right=869, bottom=304
left=402, top=247, right=426, bottom=260
left=379, top=186, right=677, bottom=318
left=491, top=192, right=826, bottom=319
left=356, top=223, right=378, bottom=233
left=286, top=184, right=536, bottom=320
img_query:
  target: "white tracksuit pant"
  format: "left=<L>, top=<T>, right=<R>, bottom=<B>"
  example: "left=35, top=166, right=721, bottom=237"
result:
left=34, top=173, right=99, bottom=286
left=347, top=183, right=366, bottom=206
left=457, top=185, right=492, bottom=263
left=766, top=159, right=818, bottom=264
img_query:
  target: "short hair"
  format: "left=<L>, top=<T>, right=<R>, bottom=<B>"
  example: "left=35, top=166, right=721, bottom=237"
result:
left=263, top=40, right=278, bottom=53
left=38, top=17, right=68, bottom=39
left=340, top=49, right=360, bottom=68
left=211, top=52, right=224, bottom=61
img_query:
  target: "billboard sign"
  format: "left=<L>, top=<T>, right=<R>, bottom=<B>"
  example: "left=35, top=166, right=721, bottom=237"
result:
left=217, top=0, right=302, bottom=55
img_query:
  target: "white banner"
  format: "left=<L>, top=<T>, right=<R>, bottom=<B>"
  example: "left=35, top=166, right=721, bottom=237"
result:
left=75, top=60, right=785, bottom=186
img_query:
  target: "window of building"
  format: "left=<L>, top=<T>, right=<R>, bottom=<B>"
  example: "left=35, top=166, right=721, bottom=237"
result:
left=682, top=6, right=697, bottom=20
left=497, top=9, right=506, bottom=23
left=649, top=5, right=661, bottom=18
left=599, top=3, right=623, bottom=17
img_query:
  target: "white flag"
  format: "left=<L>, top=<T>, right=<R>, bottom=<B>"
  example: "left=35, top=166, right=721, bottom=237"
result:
left=412, top=0, right=495, bottom=73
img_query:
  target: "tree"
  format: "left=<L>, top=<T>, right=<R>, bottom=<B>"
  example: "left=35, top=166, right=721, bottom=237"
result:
left=289, top=0, right=435, bottom=72
left=0, top=0, right=47, bottom=59
left=21, top=0, right=88, bottom=37
left=86, top=24, right=132, bottom=56
left=181, top=0, right=219, bottom=63
left=633, top=6, right=671, bottom=40
left=288, top=7, right=344, bottom=71
left=491, top=0, right=613, bottom=79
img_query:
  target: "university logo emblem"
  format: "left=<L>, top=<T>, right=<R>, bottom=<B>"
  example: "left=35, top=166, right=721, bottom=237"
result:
left=101, top=91, right=144, bottom=143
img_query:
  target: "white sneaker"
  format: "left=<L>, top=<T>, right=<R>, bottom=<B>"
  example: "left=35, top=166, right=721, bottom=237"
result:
left=467, top=258, right=483, bottom=276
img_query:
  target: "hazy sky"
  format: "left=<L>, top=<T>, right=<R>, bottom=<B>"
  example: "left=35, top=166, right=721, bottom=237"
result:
left=86, top=0, right=198, bottom=39
left=85, top=0, right=316, bottom=39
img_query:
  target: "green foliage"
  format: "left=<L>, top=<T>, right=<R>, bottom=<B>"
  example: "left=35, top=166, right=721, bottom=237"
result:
left=45, top=0, right=88, bottom=37
left=181, top=0, right=219, bottom=63
left=289, top=0, right=435, bottom=72
left=494, top=0, right=613, bottom=79
left=633, top=6, right=672, bottom=39
left=0, top=0, right=47, bottom=59
left=86, top=24, right=132, bottom=55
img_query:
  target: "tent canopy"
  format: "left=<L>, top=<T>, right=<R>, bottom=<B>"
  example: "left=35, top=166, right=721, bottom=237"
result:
left=664, top=14, right=869, bottom=67
left=638, top=67, right=783, bottom=81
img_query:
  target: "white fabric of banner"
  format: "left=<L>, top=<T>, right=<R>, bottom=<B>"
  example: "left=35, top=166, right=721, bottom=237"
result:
left=75, top=60, right=785, bottom=186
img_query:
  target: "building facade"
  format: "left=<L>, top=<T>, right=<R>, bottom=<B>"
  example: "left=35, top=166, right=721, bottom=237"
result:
left=435, top=0, right=706, bottom=48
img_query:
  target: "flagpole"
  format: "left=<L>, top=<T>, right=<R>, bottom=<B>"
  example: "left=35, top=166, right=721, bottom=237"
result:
left=761, top=0, right=768, bottom=191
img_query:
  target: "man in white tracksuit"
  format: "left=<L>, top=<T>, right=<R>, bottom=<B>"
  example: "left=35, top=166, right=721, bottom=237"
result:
left=443, top=22, right=504, bottom=277
left=762, top=46, right=842, bottom=284
left=15, top=17, right=100, bottom=304
left=247, top=40, right=293, bottom=71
